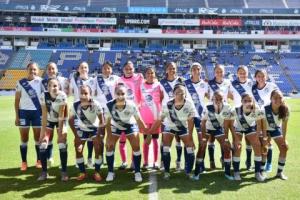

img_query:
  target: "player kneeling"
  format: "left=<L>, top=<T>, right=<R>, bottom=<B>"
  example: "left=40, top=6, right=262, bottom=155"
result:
left=69, top=85, right=105, bottom=182
left=38, top=78, right=68, bottom=181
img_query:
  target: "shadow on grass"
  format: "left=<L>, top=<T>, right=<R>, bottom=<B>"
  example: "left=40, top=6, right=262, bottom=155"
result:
left=0, top=165, right=279, bottom=198
left=0, top=166, right=151, bottom=198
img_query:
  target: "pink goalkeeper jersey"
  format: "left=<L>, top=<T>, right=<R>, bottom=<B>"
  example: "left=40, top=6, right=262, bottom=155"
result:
left=119, top=73, right=143, bottom=105
left=139, top=81, right=162, bottom=124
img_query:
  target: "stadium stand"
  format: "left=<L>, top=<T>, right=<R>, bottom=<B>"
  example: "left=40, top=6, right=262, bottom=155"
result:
left=247, top=0, right=285, bottom=8
left=208, top=0, right=245, bottom=8
left=0, top=50, right=13, bottom=70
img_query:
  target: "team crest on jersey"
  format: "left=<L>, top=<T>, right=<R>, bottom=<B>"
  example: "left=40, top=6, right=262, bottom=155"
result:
left=124, top=111, right=130, bottom=115
left=242, top=123, right=249, bottom=129
left=222, top=111, right=229, bottom=117
left=200, top=83, right=205, bottom=88
left=183, top=107, right=189, bottom=113
left=168, top=91, right=173, bottom=97
left=145, top=95, right=153, bottom=102
left=28, top=89, right=36, bottom=98
left=264, top=88, right=269, bottom=93
left=127, top=88, right=133, bottom=96
left=270, top=123, right=276, bottom=128
left=192, top=93, right=199, bottom=102
left=109, top=76, right=114, bottom=81
left=248, top=82, right=252, bottom=87
left=34, top=79, right=39, bottom=83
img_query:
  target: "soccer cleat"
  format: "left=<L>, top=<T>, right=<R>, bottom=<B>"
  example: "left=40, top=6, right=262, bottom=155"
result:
left=87, top=158, right=94, bottom=169
left=134, top=172, right=143, bottom=182
left=142, top=164, right=149, bottom=171
left=77, top=173, right=87, bottom=181
left=93, top=172, right=102, bottom=182
left=37, top=172, right=48, bottom=181
left=163, top=172, right=170, bottom=180
left=276, top=172, right=288, bottom=180
left=20, top=162, right=27, bottom=171
left=175, top=161, right=182, bottom=171
left=225, top=174, right=234, bottom=181
left=233, top=172, right=242, bottom=181
left=35, top=160, right=42, bottom=169
left=118, top=162, right=128, bottom=170
left=210, top=161, right=216, bottom=170
left=106, top=172, right=115, bottom=182
left=47, top=158, right=54, bottom=168
left=61, top=172, right=69, bottom=182
left=265, top=163, right=272, bottom=173
left=245, top=161, right=252, bottom=171
left=255, top=172, right=266, bottom=182
left=160, top=162, right=165, bottom=171
left=192, top=174, right=200, bottom=181
left=152, top=163, right=159, bottom=170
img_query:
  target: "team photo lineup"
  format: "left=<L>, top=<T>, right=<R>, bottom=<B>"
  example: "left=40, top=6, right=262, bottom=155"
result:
left=15, top=60, right=289, bottom=183
left=1, top=0, right=300, bottom=199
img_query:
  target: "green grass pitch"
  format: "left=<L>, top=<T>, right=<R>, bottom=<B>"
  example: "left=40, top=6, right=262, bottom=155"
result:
left=0, top=96, right=299, bottom=200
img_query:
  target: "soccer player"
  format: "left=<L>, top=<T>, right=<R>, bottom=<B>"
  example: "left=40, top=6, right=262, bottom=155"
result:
left=229, top=66, right=254, bottom=170
left=38, top=78, right=68, bottom=181
left=69, top=62, right=97, bottom=168
left=41, top=62, right=69, bottom=166
left=117, top=61, right=143, bottom=170
left=15, top=62, right=43, bottom=171
left=105, top=83, right=146, bottom=182
left=184, top=62, right=209, bottom=178
left=95, top=61, right=120, bottom=163
left=149, top=83, right=196, bottom=180
left=69, top=85, right=105, bottom=182
left=252, top=69, right=279, bottom=172
left=201, top=91, right=234, bottom=180
left=139, top=67, right=163, bottom=169
left=262, top=90, right=289, bottom=180
left=159, top=62, right=186, bottom=171
left=207, top=64, right=231, bottom=170
left=231, top=93, right=266, bottom=182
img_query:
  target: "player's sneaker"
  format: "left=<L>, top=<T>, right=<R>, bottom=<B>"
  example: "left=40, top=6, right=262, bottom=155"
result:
left=77, top=172, right=87, bottom=181
left=142, top=164, right=149, bottom=171
left=93, top=172, right=102, bottom=182
left=118, top=162, right=127, bottom=170
left=245, top=161, right=252, bottom=171
left=160, top=162, right=164, bottom=171
left=87, top=158, right=94, bottom=168
left=225, top=174, right=234, bottom=181
left=37, top=172, right=48, bottom=181
left=35, top=160, right=42, bottom=169
left=255, top=172, right=266, bottom=182
left=192, top=174, right=200, bottom=181
left=20, top=162, right=27, bottom=171
left=276, top=172, right=288, bottom=180
left=134, top=172, right=142, bottom=182
left=175, top=161, right=182, bottom=171
left=47, top=158, right=54, bottom=168
left=106, top=172, right=115, bottom=182
left=265, top=163, right=272, bottom=173
left=233, top=172, right=242, bottom=181
left=61, top=172, right=69, bottom=182
left=152, top=163, right=159, bottom=170
left=163, top=172, right=170, bottom=180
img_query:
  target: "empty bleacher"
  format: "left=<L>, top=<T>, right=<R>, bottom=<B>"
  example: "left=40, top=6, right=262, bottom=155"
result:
left=167, top=0, right=206, bottom=7
left=208, top=0, right=245, bottom=8
left=130, top=0, right=165, bottom=7
left=0, top=50, right=13, bottom=70
left=90, top=0, right=127, bottom=7
left=287, top=0, right=300, bottom=8
left=247, top=0, right=285, bottom=8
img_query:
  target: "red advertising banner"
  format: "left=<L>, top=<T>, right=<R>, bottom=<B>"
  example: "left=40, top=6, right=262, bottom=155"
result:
left=200, top=19, right=242, bottom=27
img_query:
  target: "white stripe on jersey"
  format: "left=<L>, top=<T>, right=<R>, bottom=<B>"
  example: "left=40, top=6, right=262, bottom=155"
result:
left=16, top=77, right=43, bottom=110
